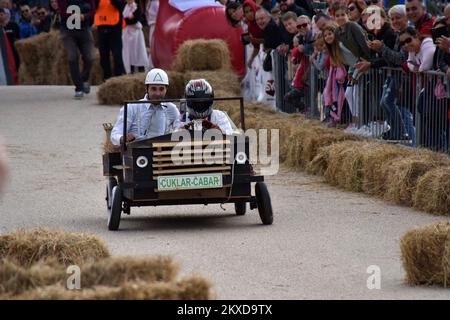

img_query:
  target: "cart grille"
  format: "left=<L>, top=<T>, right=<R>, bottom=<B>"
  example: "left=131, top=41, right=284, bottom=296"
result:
left=150, top=140, right=232, bottom=179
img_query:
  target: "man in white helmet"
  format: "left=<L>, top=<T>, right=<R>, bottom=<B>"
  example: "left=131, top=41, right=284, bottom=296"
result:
left=181, top=78, right=233, bottom=135
left=111, top=68, right=180, bottom=146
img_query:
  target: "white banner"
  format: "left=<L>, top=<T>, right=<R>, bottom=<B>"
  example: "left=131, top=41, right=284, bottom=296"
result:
left=168, top=0, right=222, bottom=12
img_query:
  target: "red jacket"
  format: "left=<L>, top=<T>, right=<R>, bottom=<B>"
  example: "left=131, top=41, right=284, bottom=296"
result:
left=414, top=13, right=436, bottom=37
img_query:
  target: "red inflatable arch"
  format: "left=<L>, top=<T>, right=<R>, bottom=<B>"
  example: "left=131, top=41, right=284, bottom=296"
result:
left=151, top=0, right=245, bottom=76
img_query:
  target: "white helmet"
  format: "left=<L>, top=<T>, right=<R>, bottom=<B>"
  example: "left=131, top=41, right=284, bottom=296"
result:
left=145, top=68, right=169, bottom=86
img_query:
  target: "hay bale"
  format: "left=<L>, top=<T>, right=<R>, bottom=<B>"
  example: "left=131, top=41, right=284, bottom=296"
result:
left=174, top=39, right=231, bottom=72
left=97, top=73, right=145, bottom=105
left=15, top=32, right=54, bottom=84
left=15, top=31, right=104, bottom=85
left=13, top=276, right=212, bottom=300
left=81, top=256, right=178, bottom=287
left=0, top=256, right=178, bottom=297
left=413, top=167, right=450, bottom=215
left=400, top=221, right=450, bottom=286
left=302, top=131, right=362, bottom=168
left=0, top=259, right=65, bottom=296
left=382, top=151, right=450, bottom=206
left=306, top=147, right=330, bottom=176
left=384, top=150, right=450, bottom=205
left=0, top=228, right=110, bottom=267
left=166, top=71, right=188, bottom=99
left=321, top=140, right=369, bottom=191
left=361, top=143, right=414, bottom=196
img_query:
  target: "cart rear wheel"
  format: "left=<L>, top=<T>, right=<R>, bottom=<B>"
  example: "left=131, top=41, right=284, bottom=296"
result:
left=106, top=177, right=117, bottom=210
left=255, top=182, right=273, bottom=225
left=108, top=186, right=122, bottom=231
left=235, top=201, right=246, bottom=215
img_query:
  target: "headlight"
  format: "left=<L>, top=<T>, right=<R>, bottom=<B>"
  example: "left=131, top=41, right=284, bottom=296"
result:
left=136, top=156, right=148, bottom=168
left=235, top=152, right=247, bottom=164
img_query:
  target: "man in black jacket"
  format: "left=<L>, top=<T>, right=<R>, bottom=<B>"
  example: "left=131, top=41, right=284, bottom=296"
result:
left=57, top=0, right=96, bottom=98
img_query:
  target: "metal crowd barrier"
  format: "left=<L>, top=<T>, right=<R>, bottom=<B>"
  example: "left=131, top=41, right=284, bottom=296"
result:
left=273, top=53, right=450, bottom=154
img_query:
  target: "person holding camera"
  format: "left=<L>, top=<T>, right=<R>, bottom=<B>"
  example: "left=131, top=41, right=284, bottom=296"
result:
left=435, top=4, right=450, bottom=80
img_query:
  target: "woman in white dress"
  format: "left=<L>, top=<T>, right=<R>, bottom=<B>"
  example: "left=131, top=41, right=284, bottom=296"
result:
left=122, top=0, right=150, bottom=74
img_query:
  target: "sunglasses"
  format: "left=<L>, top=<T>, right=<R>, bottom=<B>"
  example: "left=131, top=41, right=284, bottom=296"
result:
left=400, top=37, right=413, bottom=46
left=297, top=23, right=308, bottom=29
left=348, top=6, right=356, bottom=12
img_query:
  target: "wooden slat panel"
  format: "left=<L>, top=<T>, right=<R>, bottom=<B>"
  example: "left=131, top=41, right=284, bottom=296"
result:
left=154, top=153, right=231, bottom=162
left=153, top=160, right=230, bottom=168
left=153, top=148, right=230, bottom=156
left=151, top=140, right=230, bottom=148
left=153, top=166, right=230, bottom=175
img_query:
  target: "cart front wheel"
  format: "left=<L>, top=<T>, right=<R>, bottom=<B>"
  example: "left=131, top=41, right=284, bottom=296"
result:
left=108, top=186, right=122, bottom=231
left=106, top=177, right=117, bottom=210
left=255, top=182, right=273, bottom=225
left=235, top=201, right=246, bottom=216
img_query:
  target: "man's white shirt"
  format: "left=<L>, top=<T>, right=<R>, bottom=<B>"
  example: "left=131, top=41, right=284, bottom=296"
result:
left=111, top=95, right=180, bottom=146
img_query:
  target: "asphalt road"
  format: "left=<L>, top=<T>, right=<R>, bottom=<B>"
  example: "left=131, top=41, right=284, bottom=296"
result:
left=0, top=86, right=449, bottom=299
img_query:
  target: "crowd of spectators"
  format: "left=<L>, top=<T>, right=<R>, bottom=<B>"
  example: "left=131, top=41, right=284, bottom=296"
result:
left=224, top=0, right=449, bottom=152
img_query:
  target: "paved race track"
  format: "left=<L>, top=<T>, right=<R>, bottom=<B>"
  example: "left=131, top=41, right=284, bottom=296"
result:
left=0, top=86, right=449, bottom=299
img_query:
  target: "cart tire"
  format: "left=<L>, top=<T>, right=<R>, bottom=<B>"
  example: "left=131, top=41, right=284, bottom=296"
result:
left=255, top=182, right=273, bottom=225
left=108, top=186, right=122, bottom=231
left=235, top=202, right=246, bottom=215
left=106, top=177, right=117, bottom=210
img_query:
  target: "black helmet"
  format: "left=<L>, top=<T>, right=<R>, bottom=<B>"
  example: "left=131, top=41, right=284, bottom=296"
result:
left=185, top=79, right=214, bottom=119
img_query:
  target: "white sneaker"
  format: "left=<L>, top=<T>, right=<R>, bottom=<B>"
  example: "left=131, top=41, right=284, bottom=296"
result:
left=74, top=91, right=84, bottom=99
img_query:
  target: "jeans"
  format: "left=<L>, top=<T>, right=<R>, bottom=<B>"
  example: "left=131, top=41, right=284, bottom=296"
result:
left=380, top=76, right=408, bottom=139
left=400, top=107, right=416, bottom=147
left=61, top=28, right=94, bottom=92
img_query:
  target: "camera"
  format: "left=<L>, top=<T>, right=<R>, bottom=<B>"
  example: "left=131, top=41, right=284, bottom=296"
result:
left=240, top=32, right=250, bottom=46
left=431, top=27, right=449, bottom=45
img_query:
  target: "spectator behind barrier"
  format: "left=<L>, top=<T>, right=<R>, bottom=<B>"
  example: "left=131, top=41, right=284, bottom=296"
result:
left=334, top=4, right=371, bottom=129
left=0, top=7, right=20, bottom=68
left=255, top=7, right=284, bottom=50
left=347, top=0, right=366, bottom=26
left=400, top=26, right=436, bottom=73
left=243, top=0, right=265, bottom=69
left=355, top=6, right=396, bottom=73
left=35, top=6, right=51, bottom=33
left=18, top=5, right=38, bottom=39
left=313, top=12, right=331, bottom=32
left=322, top=23, right=348, bottom=125
left=49, top=0, right=61, bottom=30
left=435, top=4, right=450, bottom=80
left=225, top=2, right=244, bottom=27
left=406, top=0, right=436, bottom=37
left=279, top=10, right=297, bottom=55
left=284, top=14, right=314, bottom=111
left=278, top=0, right=308, bottom=18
